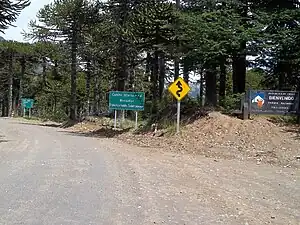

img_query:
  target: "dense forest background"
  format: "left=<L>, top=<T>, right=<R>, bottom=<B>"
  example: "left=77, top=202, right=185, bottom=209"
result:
left=0, top=0, right=300, bottom=123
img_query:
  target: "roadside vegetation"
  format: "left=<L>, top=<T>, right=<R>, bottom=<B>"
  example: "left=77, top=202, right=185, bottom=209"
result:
left=0, top=0, right=299, bottom=124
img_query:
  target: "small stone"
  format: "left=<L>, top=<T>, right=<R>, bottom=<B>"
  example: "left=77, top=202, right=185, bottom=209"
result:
left=271, top=216, right=275, bottom=219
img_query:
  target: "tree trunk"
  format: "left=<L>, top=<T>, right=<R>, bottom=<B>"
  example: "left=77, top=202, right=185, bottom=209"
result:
left=146, top=52, right=151, bottom=75
left=4, top=96, right=8, bottom=117
left=232, top=54, right=238, bottom=94
left=42, top=57, right=47, bottom=85
left=183, top=58, right=189, bottom=84
left=297, top=80, right=300, bottom=124
left=158, top=53, right=165, bottom=100
left=116, top=42, right=128, bottom=91
left=53, top=96, right=57, bottom=112
left=205, top=65, right=217, bottom=106
left=3, top=97, right=8, bottom=117
left=232, top=1, right=247, bottom=94
left=18, top=56, right=26, bottom=116
left=127, top=67, right=136, bottom=118
left=70, top=31, right=78, bottom=121
left=237, top=44, right=247, bottom=93
left=85, top=60, right=91, bottom=116
left=151, top=51, right=159, bottom=115
left=115, top=0, right=129, bottom=92
left=97, top=75, right=101, bottom=112
left=174, top=58, right=180, bottom=81
left=8, top=52, right=13, bottom=117
left=278, top=71, right=285, bottom=90
left=219, top=57, right=226, bottom=104
left=174, top=0, right=180, bottom=81
left=13, top=95, right=17, bottom=116
left=1, top=98, right=5, bottom=117
left=93, top=75, right=97, bottom=114
left=151, top=51, right=159, bottom=99
left=127, top=67, right=135, bottom=91
left=199, top=69, right=204, bottom=106
left=232, top=48, right=246, bottom=94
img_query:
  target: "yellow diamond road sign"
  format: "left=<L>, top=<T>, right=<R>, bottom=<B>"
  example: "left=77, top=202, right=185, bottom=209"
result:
left=168, top=77, right=191, bottom=101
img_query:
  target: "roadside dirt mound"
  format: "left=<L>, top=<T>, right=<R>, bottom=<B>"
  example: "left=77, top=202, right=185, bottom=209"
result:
left=120, top=112, right=300, bottom=167
left=64, top=112, right=300, bottom=167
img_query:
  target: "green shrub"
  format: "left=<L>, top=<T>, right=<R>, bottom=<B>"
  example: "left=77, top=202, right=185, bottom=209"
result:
left=221, top=93, right=244, bottom=112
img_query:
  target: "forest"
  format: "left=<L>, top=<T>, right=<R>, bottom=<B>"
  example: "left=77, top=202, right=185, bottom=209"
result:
left=0, top=0, right=300, bottom=123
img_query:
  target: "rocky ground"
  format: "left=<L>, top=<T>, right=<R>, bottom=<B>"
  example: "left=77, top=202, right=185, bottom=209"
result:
left=65, top=112, right=300, bottom=168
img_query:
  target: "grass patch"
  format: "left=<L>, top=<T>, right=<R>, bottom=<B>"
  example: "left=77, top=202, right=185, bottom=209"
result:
left=259, top=115, right=299, bottom=125
left=269, top=115, right=298, bottom=124
left=14, top=116, right=42, bottom=123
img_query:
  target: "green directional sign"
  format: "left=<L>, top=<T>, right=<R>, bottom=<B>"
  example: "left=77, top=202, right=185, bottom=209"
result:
left=21, top=98, right=34, bottom=109
left=109, top=91, right=145, bottom=111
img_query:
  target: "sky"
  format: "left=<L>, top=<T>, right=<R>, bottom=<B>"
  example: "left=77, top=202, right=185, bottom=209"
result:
left=3, top=0, right=52, bottom=42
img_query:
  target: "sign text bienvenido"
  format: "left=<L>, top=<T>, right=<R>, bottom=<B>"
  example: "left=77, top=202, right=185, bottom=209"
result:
left=109, top=91, right=145, bottom=111
left=250, top=90, right=299, bottom=115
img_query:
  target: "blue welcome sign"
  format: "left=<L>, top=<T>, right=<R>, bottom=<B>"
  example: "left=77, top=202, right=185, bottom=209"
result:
left=249, top=90, right=299, bottom=115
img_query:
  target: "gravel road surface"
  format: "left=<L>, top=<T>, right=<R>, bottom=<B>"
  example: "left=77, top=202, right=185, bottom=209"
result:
left=0, top=118, right=299, bottom=225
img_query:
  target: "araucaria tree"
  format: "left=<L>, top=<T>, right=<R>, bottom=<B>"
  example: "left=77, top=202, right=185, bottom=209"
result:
left=0, top=0, right=30, bottom=32
left=1, top=0, right=300, bottom=124
left=28, top=0, right=102, bottom=120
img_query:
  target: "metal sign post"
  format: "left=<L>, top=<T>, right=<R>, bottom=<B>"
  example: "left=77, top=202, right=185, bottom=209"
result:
left=114, top=110, right=117, bottom=129
left=135, top=111, right=138, bottom=129
left=168, top=77, right=191, bottom=134
left=176, top=101, right=181, bottom=133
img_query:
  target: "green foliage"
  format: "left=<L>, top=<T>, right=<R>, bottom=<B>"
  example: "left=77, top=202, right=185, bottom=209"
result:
left=0, top=0, right=30, bottom=32
left=35, top=92, right=68, bottom=122
left=246, top=68, right=265, bottom=90
left=132, top=1, right=179, bottom=53
left=268, top=115, right=298, bottom=125
left=1, top=0, right=300, bottom=126
left=223, top=68, right=265, bottom=112
left=221, top=93, right=244, bottom=112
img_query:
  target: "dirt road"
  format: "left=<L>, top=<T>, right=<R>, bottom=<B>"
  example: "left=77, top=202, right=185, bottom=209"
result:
left=0, top=118, right=299, bottom=225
